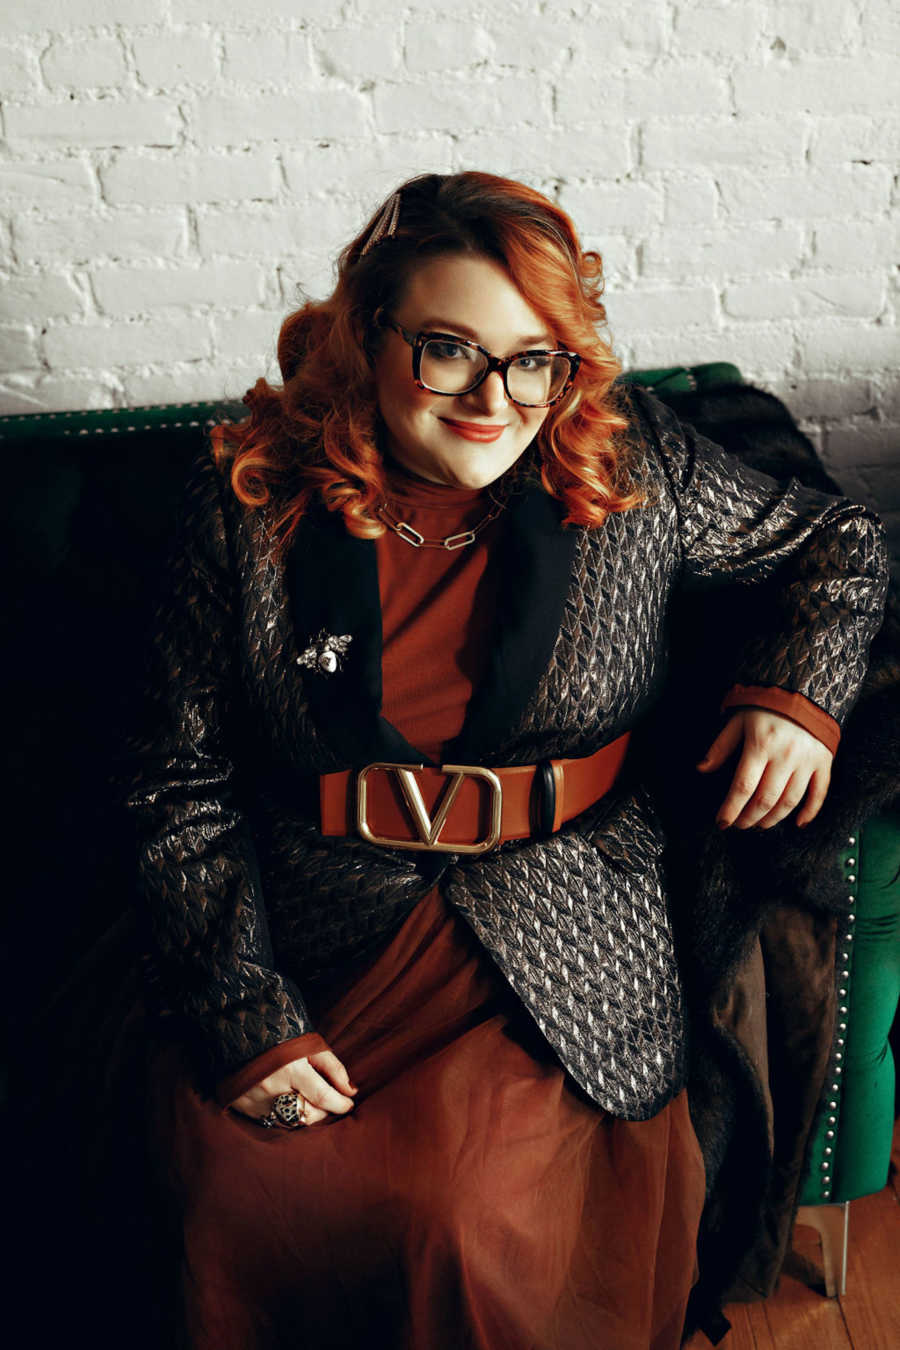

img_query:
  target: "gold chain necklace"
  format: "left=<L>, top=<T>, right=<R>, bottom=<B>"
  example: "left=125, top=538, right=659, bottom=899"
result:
left=376, top=497, right=505, bottom=550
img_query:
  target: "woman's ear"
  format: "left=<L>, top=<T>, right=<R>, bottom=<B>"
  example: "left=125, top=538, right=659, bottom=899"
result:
left=361, top=307, right=385, bottom=369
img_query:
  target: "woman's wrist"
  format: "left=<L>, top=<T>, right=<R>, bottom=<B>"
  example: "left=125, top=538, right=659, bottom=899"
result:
left=720, top=684, right=840, bottom=756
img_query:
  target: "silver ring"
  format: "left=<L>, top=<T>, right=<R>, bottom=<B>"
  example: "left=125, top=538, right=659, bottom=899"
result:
left=259, top=1089, right=309, bottom=1130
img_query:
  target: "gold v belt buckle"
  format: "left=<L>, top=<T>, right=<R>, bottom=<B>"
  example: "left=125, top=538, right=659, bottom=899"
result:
left=356, top=762, right=503, bottom=855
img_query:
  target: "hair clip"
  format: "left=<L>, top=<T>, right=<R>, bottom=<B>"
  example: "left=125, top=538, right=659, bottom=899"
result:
left=360, top=191, right=402, bottom=256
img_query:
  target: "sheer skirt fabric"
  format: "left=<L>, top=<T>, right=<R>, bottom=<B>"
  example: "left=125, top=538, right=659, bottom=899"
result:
left=150, top=884, right=705, bottom=1350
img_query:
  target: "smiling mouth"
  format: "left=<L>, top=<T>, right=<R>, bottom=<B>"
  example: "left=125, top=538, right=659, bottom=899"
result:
left=441, top=418, right=507, bottom=429
left=440, top=418, right=508, bottom=440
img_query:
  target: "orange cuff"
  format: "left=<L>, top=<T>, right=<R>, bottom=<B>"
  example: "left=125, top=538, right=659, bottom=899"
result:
left=215, top=1032, right=330, bottom=1108
left=720, top=684, right=840, bottom=756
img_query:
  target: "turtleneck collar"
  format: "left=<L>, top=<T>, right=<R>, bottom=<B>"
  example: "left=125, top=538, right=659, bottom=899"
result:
left=382, top=457, right=490, bottom=510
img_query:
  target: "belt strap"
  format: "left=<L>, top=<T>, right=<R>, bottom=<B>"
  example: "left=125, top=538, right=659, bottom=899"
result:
left=319, top=732, right=630, bottom=855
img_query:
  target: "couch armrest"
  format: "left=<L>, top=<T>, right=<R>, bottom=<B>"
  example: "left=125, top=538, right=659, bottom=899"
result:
left=798, top=807, right=900, bottom=1204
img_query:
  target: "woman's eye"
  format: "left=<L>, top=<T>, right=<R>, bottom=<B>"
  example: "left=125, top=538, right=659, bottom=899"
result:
left=515, top=354, right=551, bottom=371
left=429, top=341, right=470, bottom=361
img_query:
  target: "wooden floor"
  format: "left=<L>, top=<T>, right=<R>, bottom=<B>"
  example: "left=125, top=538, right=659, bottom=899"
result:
left=686, top=1122, right=900, bottom=1350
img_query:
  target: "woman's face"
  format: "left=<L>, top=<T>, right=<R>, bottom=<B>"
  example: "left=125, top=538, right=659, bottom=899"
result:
left=373, top=253, right=554, bottom=489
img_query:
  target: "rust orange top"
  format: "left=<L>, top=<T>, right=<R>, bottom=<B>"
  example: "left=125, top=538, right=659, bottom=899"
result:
left=376, top=464, right=506, bottom=763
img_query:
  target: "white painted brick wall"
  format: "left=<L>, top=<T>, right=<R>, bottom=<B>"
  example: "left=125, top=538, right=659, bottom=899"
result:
left=1, top=0, right=897, bottom=562
left=5, top=98, right=181, bottom=147
left=0, top=159, right=96, bottom=208
left=91, top=260, right=270, bottom=316
left=0, top=43, right=38, bottom=96
left=134, top=33, right=220, bottom=89
left=41, top=37, right=127, bottom=90
left=100, top=150, right=281, bottom=206
left=15, top=209, right=188, bottom=262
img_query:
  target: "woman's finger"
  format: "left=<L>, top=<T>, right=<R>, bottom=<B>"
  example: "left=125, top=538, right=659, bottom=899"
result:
left=697, top=713, right=744, bottom=773
left=289, top=1061, right=357, bottom=1118
left=228, top=1083, right=279, bottom=1119
left=715, top=747, right=768, bottom=828
left=751, top=770, right=809, bottom=829
left=309, top=1049, right=357, bottom=1095
left=228, top=1052, right=357, bottom=1124
left=731, top=760, right=795, bottom=829
left=794, top=765, right=832, bottom=827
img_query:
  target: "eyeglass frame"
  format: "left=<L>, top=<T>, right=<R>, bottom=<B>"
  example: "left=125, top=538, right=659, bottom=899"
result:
left=373, top=308, right=582, bottom=409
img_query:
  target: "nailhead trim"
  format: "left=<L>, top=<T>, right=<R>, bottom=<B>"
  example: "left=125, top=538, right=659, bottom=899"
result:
left=0, top=401, right=245, bottom=443
left=819, top=833, right=858, bottom=1199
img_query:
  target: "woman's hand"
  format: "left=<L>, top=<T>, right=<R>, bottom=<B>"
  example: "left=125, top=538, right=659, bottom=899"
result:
left=229, top=1049, right=358, bottom=1127
left=697, top=708, right=833, bottom=830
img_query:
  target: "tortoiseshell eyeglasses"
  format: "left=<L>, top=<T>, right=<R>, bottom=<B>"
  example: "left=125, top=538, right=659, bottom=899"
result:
left=375, top=311, right=581, bottom=408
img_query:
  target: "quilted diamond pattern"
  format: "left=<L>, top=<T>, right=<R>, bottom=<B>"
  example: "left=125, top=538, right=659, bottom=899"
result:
left=445, top=786, right=685, bottom=1120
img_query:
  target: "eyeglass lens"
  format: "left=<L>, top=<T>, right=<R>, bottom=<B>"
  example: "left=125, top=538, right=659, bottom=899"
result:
left=420, top=339, right=572, bottom=405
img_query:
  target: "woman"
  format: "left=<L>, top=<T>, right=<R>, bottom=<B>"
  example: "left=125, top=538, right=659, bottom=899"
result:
left=127, top=172, right=889, bottom=1349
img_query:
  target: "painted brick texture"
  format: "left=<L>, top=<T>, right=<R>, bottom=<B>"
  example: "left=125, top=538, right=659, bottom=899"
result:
left=1, top=0, right=897, bottom=559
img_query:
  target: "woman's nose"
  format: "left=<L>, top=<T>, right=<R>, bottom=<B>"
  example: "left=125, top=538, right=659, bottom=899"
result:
left=461, top=371, right=509, bottom=416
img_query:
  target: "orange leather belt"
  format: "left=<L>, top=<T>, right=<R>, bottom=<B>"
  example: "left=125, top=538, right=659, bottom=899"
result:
left=319, top=731, right=630, bottom=856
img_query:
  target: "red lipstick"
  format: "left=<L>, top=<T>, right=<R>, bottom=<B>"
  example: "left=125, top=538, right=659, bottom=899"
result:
left=440, top=418, right=506, bottom=442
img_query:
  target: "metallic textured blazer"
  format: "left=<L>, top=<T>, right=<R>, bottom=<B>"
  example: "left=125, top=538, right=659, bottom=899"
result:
left=125, top=385, right=889, bottom=1120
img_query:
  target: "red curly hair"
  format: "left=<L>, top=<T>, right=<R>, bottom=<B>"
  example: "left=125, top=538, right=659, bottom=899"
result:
left=212, top=171, right=646, bottom=549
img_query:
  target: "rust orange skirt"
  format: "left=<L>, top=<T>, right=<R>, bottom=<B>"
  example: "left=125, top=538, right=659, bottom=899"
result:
left=149, top=887, right=705, bottom=1350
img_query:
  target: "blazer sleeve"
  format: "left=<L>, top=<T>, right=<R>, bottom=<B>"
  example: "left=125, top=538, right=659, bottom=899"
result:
left=635, top=388, right=890, bottom=741
left=124, top=449, right=316, bottom=1096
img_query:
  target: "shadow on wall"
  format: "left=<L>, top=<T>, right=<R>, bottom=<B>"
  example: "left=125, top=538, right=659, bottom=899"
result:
left=773, top=374, right=900, bottom=579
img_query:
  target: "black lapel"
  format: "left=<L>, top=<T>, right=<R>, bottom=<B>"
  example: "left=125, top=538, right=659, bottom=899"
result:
left=286, top=484, right=578, bottom=770
left=286, top=511, right=424, bottom=767
left=448, top=481, right=579, bottom=761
